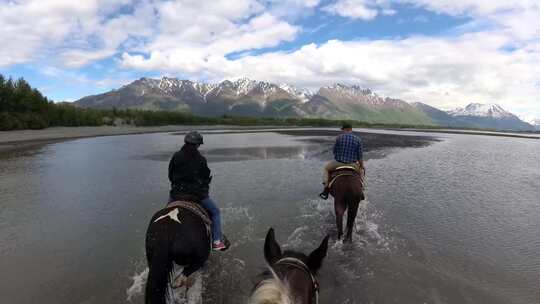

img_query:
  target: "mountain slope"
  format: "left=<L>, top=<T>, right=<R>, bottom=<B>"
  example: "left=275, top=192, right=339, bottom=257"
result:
left=304, top=84, right=433, bottom=124
left=448, top=103, right=533, bottom=130
left=75, top=77, right=433, bottom=125
left=412, top=102, right=472, bottom=128
left=76, top=77, right=534, bottom=130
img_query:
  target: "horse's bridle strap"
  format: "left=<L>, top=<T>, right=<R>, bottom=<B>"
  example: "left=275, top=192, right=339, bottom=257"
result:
left=274, top=257, right=320, bottom=303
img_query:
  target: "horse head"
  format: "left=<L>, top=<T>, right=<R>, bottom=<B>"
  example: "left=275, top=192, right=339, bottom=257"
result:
left=250, top=228, right=329, bottom=304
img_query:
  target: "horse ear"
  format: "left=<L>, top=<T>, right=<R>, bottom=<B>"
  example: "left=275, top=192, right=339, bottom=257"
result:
left=264, top=228, right=282, bottom=265
left=307, top=235, right=329, bottom=272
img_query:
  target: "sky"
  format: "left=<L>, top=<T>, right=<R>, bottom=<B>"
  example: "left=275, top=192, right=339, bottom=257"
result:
left=1, top=0, right=539, bottom=120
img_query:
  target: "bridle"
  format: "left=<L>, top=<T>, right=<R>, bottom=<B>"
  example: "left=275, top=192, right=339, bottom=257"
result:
left=273, top=257, right=320, bottom=304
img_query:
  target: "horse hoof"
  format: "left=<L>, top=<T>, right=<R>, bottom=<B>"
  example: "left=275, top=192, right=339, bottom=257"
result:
left=173, top=275, right=195, bottom=289
left=172, top=275, right=186, bottom=289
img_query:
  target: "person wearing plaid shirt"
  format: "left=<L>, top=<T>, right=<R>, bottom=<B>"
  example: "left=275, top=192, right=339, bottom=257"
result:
left=319, top=123, right=364, bottom=199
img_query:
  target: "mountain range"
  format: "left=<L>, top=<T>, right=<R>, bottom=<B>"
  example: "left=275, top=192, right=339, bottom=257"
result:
left=75, top=77, right=536, bottom=131
left=412, top=102, right=534, bottom=131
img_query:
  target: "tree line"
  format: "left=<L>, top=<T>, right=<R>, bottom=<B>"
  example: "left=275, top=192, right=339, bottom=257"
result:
left=0, top=74, right=439, bottom=131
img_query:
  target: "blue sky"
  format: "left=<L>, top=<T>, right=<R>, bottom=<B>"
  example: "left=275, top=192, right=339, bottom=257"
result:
left=0, top=0, right=539, bottom=120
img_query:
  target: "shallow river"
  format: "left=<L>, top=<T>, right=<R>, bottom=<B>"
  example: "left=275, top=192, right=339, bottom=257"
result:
left=0, top=129, right=539, bottom=304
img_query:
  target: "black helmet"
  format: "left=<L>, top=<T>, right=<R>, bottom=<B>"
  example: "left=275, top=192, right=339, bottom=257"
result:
left=184, top=131, right=203, bottom=145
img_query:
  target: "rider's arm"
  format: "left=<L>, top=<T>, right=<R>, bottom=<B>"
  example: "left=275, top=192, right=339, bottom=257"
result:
left=200, top=158, right=212, bottom=184
left=358, top=139, right=363, bottom=163
left=358, top=139, right=364, bottom=172
left=168, top=153, right=177, bottom=183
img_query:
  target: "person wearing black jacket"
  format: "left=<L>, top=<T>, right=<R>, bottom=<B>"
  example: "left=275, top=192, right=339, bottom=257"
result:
left=168, top=131, right=227, bottom=251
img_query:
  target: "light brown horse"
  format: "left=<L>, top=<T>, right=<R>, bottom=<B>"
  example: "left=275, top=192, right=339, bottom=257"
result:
left=329, top=169, right=364, bottom=242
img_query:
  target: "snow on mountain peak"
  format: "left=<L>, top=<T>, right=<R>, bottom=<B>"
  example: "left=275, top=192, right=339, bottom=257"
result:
left=520, top=116, right=540, bottom=126
left=324, top=83, right=375, bottom=96
left=449, top=103, right=514, bottom=118
left=279, top=83, right=313, bottom=103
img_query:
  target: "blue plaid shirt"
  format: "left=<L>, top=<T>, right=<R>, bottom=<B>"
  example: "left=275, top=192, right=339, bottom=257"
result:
left=333, top=133, right=363, bottom=163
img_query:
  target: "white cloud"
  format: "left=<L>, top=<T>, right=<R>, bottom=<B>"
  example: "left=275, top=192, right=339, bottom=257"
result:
left=399, top=0, right=536, bottom=16
left=144, top=32, right=537, bottom=117
left=0, top=0, right=298, bottom=68
left=0, top=0, right=136, bottom=66
left=322, top=0, right=379, bottom=20
left=1, top=0, right=540, bottom=117
left=121, top=10, right=299, bottom=73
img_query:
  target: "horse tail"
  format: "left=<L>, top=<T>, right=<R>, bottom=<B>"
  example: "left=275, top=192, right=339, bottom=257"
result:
left=145, top=238, right=173, bottom=304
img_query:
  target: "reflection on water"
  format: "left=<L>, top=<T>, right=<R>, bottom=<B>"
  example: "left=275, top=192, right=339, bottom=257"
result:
left=0, top=130, right=539, bottom=304
left=144, top=145, right=320, bottom=162
left=143, top=131, right=419, bottom=163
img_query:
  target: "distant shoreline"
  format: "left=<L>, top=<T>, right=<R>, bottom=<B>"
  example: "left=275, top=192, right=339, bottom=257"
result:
left=386, top=128, right=540, bottom=139
left=1, top=125, right=538, bottom=154
left=0, top=125, right=287, bottom=153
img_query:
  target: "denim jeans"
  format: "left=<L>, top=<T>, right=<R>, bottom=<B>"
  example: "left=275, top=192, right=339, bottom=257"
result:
left=200, top=197, right=223, bottom=242
left=168, top=195, right=223, bottom=242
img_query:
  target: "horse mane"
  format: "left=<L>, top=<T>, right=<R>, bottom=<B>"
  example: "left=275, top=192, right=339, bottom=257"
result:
left=249, top=267, right=293, bottom=304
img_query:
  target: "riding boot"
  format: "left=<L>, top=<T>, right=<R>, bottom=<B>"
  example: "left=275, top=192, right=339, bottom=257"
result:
left=319, top=187, right=330, bottom=200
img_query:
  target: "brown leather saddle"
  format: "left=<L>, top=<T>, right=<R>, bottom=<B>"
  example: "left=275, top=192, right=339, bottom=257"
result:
left=328, top=165, right=364, bottom=189
left=165, top=200, right=212, bottom=237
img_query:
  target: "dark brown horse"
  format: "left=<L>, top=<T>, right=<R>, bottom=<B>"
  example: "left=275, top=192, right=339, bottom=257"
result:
left=329, top=169, right=364, bottom=242
left=249, top=228, right=329, bottom=304
left=145, top=199, right=211, bottom=304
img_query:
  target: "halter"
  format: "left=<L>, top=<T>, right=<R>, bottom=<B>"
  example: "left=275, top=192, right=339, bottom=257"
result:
left=274, top=257, right=320, bottom=304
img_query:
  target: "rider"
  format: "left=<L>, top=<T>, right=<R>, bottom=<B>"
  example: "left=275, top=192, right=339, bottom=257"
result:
left=168, top=131, right=227, bottom=251
left=319, top=123, right=364, bottom=200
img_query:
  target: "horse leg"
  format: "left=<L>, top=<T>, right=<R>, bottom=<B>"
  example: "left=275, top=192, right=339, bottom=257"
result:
left=345, top=200, right=360, bottom=243
left=172, top=260, right=204, bottom=289
left=334, top=197, right=346, bottom=240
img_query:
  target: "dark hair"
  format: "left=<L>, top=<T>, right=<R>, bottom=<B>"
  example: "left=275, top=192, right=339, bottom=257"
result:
left=341, top=123, right=352, bottom=130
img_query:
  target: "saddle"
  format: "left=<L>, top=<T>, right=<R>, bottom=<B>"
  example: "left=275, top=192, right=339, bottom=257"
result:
left=165, top=200, right=212, bottom=237
left=328, top=165, right=364, bottom=189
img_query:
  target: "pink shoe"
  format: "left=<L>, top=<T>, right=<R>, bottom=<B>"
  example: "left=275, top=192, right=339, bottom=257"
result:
left=212, top=240, right=227, bottom=251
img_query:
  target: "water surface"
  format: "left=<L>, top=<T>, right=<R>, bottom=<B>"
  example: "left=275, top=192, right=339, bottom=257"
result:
left=0, top=130, right=539, bottom=304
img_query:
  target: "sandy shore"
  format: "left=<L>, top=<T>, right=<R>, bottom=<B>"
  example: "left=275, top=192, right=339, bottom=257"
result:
left=2, top=124, right=535, bottom=154
left=0, top=125, right=284, bottom=153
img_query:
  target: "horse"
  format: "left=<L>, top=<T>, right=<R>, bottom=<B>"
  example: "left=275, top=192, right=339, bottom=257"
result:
left=249, top=228, right=329, bottom=304
left=329, top=167, right=365, bottom=242
left=145, top=198, right=211, bottom=304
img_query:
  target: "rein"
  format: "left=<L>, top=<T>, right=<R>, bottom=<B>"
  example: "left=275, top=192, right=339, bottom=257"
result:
left=274, top=257, right=320, bottom=304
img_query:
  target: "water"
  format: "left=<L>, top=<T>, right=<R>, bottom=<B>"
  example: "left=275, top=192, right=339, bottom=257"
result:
left=0, top=130, right=539, bottom=304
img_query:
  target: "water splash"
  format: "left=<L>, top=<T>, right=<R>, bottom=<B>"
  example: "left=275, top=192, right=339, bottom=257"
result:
left=125, top=266, right=204, bottom=304
left=285, top=226, right=310, bottom=248
left=167, top=267, right=203, bottom=304
left=126, top=267, right=148, bottom=302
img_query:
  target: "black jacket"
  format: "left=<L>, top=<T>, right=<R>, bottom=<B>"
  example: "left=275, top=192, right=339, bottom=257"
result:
left=168, top=145, right=211, bottom=200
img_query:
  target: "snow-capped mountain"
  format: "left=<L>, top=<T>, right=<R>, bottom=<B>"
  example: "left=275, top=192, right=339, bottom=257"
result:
left=426, top=102, right=536, bottom=130
left=75, top=77, right=534, bottom=131
left=318, top=84, right=385, bottom=106
left=278, top=83, right=313, bottom=103
left=524, top=118, right=540, bottom=130
left=75, top=77, right=433, bottom=124
left=448, top=103, right=514, bottom=118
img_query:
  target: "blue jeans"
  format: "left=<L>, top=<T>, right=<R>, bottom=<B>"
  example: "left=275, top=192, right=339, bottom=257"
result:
left=200, top=197, right=223, bottom=242
left=168, top=195, right=223, bottom=242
